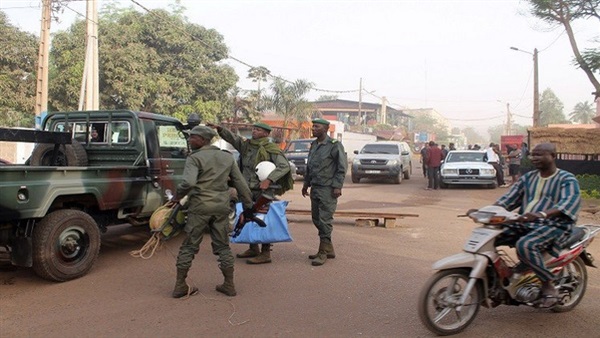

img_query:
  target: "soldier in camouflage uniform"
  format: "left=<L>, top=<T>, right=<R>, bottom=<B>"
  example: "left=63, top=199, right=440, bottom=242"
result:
left=302, top=118, right=347, bottom=266
left=172, top=126, right=253, bottom=298
left=207, top=122, right=292, bottom=264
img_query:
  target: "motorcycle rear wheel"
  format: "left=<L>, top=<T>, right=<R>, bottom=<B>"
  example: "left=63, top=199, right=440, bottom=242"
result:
left=552, top=256, right=587, bottom=313
left=418, top=268, right=482, bottom=336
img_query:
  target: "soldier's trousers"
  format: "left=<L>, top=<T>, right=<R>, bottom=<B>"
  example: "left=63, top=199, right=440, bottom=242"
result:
left=310, top=186, right=339, bottom=242
left=176, top=213, right=234, bottom=270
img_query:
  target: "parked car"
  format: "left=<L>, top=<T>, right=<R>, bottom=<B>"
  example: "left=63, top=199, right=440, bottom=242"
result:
left=284, top=138, right=314, bottom=177
left=351, top=141, right=412, bottom=184
left=439, top=150, right=496, bottom=188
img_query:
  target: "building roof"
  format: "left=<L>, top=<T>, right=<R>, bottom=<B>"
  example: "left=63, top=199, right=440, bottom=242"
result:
left=312, top=99, right=410, bottom=117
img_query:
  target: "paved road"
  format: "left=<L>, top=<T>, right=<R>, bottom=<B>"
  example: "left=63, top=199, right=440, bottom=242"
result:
left=2, top=170, right=599, bottom=337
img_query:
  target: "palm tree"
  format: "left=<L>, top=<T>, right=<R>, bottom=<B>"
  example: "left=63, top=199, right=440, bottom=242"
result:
left=569, top=101, right=595, bottom=124
left=263, top=78, right=314, bottom=127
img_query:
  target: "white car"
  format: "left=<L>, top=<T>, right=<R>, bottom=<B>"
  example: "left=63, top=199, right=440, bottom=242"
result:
left=439, top=150, right=497, bottom=188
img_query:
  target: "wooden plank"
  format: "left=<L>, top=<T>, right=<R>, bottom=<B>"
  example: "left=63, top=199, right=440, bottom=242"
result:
left=286, top=209, right=419, bottom=218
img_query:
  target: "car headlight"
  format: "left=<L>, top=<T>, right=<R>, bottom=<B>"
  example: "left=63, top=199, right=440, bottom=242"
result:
left=387, top=159, right=398, bottom=166
left=352, top=158, right=360, bottom=165
left=481, top=168, right=496, bottom=175
left=442, top=168, right=458, bottom=175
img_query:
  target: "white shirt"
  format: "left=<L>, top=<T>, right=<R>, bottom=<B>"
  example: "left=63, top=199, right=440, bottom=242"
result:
left=485, top=148, right=499, bottom=163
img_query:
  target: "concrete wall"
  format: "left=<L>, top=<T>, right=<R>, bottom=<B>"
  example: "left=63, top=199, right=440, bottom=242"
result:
left=0, top=142, right=34, bottom=164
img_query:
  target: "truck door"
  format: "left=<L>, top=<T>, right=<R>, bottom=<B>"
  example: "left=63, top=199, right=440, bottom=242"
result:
left=142, top=120, right=188, bottom=214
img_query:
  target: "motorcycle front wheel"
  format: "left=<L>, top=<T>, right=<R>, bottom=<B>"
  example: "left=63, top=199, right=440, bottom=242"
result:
left=418, top=268, right=483, bottom=336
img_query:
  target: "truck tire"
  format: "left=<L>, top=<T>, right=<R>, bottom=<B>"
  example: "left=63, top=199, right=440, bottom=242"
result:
left=32, top=209, right=101, bottom=282
left=30, top=140, right=88, bottom=166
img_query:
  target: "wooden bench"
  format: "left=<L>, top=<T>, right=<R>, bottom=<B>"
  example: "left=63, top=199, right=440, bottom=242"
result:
left=285, top=209, right=419, bottom=228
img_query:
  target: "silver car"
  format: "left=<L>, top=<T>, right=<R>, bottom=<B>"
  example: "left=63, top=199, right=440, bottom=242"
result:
left=351, top=141, right=412, bottom=184
left=439, top=150, right=496, bottom=188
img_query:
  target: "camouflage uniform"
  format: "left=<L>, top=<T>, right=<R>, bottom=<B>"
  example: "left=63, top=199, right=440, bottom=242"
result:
left=175, top=144, right=252, bottom=271
left=304, top=136, right=347, bottom=242
left=218, top=127, right=290, bottom=198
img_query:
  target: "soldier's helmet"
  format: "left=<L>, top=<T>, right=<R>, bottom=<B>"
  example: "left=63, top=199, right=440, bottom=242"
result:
left=255, top=161, right=276, bottom=181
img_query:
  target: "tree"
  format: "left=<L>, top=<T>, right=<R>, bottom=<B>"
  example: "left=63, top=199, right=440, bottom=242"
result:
left=461, top=127, right=486, bottom=147
left=539, top=88, right=569, bottom=126
left=264, top=78, right=314, bottom=126
left=48, top=7, right=237, bottom=118
left=0, top=12, right=38, bottom=127
left=411, top=114, right=450, bottom=143
left=316, top=95, right=338, bottom=101
left=569, top=100, right=596, bottom=123
left=527, top=0, right=600, bottom=98
left=247, top=66, right=271, bottom=111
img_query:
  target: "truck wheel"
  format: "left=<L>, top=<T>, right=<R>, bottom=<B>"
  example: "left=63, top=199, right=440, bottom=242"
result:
left=30, top=140, right=88, bottom=166
left=403, top=164, right=411, bottom=179
left=32, top=209, right=100, bottom=282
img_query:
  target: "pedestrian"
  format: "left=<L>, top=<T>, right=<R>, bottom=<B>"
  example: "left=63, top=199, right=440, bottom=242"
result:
left=473, top=144, right=481, bottom=150
left=486, top=143, right=508, bottom=187
left=492, top=143, right=581, bottom=307
left=449, top=142, right=456, bottom=151
left=441, top=144, right=449, bottom=159
left=207, top=121, right=293, bottom=264
left=420, top=142, right=429, bottom=178
left=506, top=144, right=521, bottom=185
left=302, top=118, right=347, bottom=266
left=172, top=125, right=254, bottom=298
left=425, top=141, right=444, bottom=190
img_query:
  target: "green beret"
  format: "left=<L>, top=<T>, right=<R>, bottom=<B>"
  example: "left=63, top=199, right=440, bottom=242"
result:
left=253, top=122, right=272, bottom=132
left=186, top=125, right=216, bottom=140
left=312, top=118, right=330, bottom=126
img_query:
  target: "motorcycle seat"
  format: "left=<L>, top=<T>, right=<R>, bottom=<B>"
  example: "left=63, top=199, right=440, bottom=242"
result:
left=562, top=226, right=586, bottom=248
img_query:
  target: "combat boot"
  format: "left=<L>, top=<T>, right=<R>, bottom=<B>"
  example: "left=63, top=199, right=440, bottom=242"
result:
left=236, top=244, right=260, bottom=258
left=216, top=267, right=237, bottom=296
left=308, top=240, right=335, bottom=259
left=247, top=244, right=272, bottom=264
left=312, top=241, right=334, bottom=266
left=172, top=268, right=199, bottom=298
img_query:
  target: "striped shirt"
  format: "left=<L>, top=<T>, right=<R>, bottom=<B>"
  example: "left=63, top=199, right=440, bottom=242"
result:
left=496, top=169, right=581, bottom=226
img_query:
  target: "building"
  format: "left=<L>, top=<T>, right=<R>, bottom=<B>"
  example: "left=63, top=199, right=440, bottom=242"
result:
left=312, top=99, right=411, bottom=129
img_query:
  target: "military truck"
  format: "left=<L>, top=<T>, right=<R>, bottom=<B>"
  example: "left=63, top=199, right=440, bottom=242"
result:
left=0, top=110, right=199, bottom=281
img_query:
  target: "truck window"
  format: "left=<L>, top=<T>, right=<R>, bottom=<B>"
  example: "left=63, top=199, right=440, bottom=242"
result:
left=110, top=121, right=130, bottom=144
left=156, top=124, right=187, bottom=158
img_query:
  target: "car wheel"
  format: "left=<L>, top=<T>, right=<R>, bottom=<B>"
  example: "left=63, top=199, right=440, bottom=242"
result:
left=403, top=164, right=411, bottom=180
left=351, top=174, right=360, bottom=184
left=439, top=181, right=448, bottom=189
left=393, top=169, right=403, bottom=184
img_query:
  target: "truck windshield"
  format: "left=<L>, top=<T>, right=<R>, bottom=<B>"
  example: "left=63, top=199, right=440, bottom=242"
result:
left=360, top=144, right=399, bottom=155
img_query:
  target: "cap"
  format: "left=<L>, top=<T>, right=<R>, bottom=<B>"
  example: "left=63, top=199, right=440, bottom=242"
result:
left=253, top=122, right=272, bottom=132
left=311, top=118, right=330, bottom=126
left=186, top=125, right=217, bottom=140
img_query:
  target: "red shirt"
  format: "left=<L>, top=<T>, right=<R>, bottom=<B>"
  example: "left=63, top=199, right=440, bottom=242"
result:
left=426, top=146, right=444, bottom=167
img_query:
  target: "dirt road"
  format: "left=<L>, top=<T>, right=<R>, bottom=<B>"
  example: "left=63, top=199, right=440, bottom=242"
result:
left=2, top=169, right=600, bottom=337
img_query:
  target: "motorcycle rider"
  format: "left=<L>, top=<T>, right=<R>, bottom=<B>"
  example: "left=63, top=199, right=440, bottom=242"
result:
left=489, top=143, right=581, bottom=307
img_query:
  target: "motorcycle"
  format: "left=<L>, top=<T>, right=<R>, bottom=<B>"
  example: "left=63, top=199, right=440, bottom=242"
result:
left=418, top=205, right=600, bottom=336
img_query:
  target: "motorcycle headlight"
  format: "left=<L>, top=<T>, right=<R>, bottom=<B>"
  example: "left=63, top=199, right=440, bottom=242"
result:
left=442, top=168, right=458, bottom=175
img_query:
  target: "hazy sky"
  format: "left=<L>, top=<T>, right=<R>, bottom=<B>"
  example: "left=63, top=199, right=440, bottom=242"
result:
left=3, top=0, right=599, bottom=133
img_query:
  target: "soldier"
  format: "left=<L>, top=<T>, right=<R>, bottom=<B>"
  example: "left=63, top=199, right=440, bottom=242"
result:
left=302, top=118, right=347, bottom=266
left=206, top=121, right=293, bottom=264
left=172, top=126, right=253, bottom=298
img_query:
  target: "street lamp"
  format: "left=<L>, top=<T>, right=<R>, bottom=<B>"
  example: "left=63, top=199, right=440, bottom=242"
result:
left=510, top=46, right=539, bottom=127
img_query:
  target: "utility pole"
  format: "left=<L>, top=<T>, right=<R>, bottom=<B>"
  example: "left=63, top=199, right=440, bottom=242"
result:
left=79, top=0, right=100, bottom=110
left=381, top=96, right=387, bottom=125
left=35, top=0, right=52, bottom=129
left=533, top=48, right=539, bottom=127
left=504, top=102, right=512, bottom=135
left=358, top=78, right=363, bottom=131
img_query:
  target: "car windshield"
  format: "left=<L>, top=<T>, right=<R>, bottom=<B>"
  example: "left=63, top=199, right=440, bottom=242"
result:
left=360, top=144, right=399, bottom=154
left=446, top=152, right=485, bottom=163
left=286, top=141, right=311, bottom=153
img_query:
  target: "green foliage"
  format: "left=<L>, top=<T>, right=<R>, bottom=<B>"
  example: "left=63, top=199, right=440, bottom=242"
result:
left=569, top=101, right=596, bottom=124
left=0, top=11, right=38, bottom=127
left=539, top=88, right=569, bottom=126
left=577, top=174, right=600, bottom=199
left=264, top=78, right=314, bottom=126
left=412, top=114, right=449, bottom=143
left=48, top=7, right=237, bottom=118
